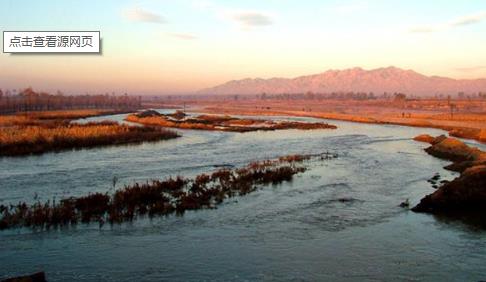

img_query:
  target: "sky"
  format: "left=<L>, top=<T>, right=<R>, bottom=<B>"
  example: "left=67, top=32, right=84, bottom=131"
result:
left=1, top=0, right=486, bottom=95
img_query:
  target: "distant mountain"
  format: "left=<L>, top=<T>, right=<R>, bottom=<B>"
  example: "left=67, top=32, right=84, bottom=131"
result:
left=198, top=67, right=486, bottom=96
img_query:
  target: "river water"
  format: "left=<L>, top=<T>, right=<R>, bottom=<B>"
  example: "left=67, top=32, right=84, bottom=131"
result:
left=1, top=111, right=485, bottom=281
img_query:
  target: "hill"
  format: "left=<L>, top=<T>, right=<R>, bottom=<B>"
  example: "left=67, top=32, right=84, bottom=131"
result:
left=199, top=67, right=486, bottom=96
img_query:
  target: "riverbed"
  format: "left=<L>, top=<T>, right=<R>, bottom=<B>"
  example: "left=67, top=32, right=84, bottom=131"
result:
left=1, top=111, right=485, bottom=281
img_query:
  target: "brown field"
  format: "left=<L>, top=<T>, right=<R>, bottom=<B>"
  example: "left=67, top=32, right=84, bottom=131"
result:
left=0, top=110, right=179, bottom=156
left=177, top=98, right=486, bottom=143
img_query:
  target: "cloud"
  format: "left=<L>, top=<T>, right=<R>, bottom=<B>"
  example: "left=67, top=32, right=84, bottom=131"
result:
left=231, top=11, right=273, bottom=27
left=123, top=7, right=166, bottom=24
left=192, top=2, right=273, bottom=29
left=166, top=32, right=198, bottom=40
left=450, top=11, right=486, bottom=26
left=409, top=10, right=486, bottom=33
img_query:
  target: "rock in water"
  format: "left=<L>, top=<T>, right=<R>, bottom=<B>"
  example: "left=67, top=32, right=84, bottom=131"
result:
left=424, top=137, right=475, bottom=162
left=412, top=134, right=486, bottom=216
left=135, top=110, right=162, bottom=118
left=168, top=110, right=187, bottom=120
left=1, top=272, right=46, bottom=282
left=412, top=166, right=486, bottom=213
left=399, top=199, right=410, bottom=208
left=413, top=134, right=435, bottom=144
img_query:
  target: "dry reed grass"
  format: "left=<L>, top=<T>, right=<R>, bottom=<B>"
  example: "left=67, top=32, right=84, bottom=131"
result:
left=0, top=154, right=333, bottom=229
left=0, top=121, right=179, bottom=156
left=126, top=112, right=336, bottom=132
left=0, top=109, right=127, bottom=126
left=0, top=109, right=180, bottom=156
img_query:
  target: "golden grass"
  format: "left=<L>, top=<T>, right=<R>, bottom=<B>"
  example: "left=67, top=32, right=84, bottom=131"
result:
left=0, top=121, right=179, bottom=156
left=28, top=109, right=115, bottom=120
left=199, top=100, right=486, bottom=143
left=425, top=113, right=486, bottom=122
left=480, top=129, right=486, bottom=142
left=126, top=112, right=336, bottom=132
left=0, top=109, right=182, bottom=156
left=126, top=115, right=216, bottom=130
left=0, top=115, right=39, bottom=126
left=0, top=109, right=125, bottom=126
left=2, top=123, right=125, bottom=146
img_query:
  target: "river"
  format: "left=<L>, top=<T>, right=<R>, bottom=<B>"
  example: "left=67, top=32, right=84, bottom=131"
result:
left=1, top=111, right=485, bottom=281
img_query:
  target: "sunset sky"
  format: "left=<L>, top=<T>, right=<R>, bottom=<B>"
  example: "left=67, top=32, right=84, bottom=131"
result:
left=1, top=0, right=486, bottom=94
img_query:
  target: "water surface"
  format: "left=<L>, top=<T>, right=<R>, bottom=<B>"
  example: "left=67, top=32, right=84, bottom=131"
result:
left=1, top=112, right=485, bottom=281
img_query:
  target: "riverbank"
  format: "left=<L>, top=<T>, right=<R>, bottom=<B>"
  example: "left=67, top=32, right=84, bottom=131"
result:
left=0, top=110, right=179, bottom=156
left=192, top=100, right=486, bottom=143
left=0, top=109, right=135, bottom=126
left=412, top=134, right=486, bottom=222
left=2, top=111, right=485, bottom=281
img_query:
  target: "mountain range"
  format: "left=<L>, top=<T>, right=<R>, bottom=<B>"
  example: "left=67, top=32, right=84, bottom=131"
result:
left=198, top=67, right=486, bottom=96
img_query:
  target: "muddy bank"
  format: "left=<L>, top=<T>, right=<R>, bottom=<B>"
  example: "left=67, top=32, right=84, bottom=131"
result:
left=412, top=135, right=486, bottom=217
left=125, top=110, right=337, bottom=132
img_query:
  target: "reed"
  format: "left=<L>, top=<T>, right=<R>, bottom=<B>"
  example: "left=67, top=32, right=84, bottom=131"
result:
left=0, top=121, right=179, bottom=156
left=0, top=115, right=40, bottom=126
left=125, top=111, right=336, bottom=132
left=27, top=109, right=127, bottom=120
left=0, top=154, right=330, bottom=229
left=0, top=109, right=126, bottom=126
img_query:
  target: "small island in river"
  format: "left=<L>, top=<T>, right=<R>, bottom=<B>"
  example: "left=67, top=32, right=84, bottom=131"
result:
left=125, top=110, right=337, bottom=132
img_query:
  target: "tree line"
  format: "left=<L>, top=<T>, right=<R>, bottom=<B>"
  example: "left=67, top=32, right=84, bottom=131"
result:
left=0, top=88, right=142, bottom=114
left=253, top=91, right=486, bottom=101
left=255, top=91, right=403, bottom=101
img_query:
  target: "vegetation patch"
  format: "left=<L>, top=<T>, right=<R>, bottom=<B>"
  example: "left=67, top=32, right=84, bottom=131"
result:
left=125, top=110, right=337, bottom=132
left=0, top=121, right=179, bottom=156
left=0, top=110, right=180, bottom=156
left=0, top=154, right=336, bottom=230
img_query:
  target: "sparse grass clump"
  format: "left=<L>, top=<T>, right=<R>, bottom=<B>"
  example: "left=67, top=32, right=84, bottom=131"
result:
left=279, top=154, right=311, bottom=162
left=0, top=154, right=334, bottom=230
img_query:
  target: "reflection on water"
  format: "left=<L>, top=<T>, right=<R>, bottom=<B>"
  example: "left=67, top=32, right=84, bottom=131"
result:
left=1, top=111, right=485, bottom=281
